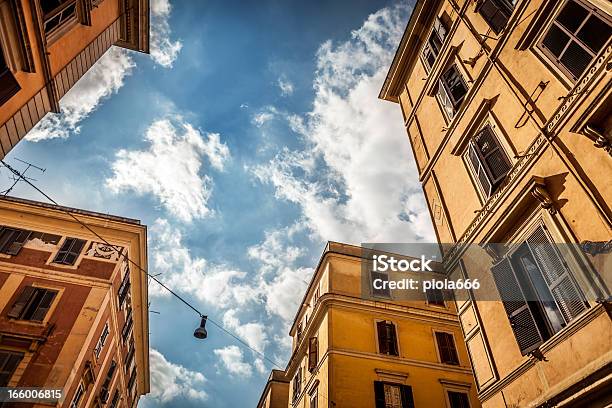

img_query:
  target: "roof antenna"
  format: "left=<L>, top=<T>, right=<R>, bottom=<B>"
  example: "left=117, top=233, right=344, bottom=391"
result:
left=0, top=158, right=46, bottom=196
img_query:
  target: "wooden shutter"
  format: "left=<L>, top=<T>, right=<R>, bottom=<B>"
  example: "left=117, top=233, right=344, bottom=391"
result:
left=477, top=0, right=511, bottom=34
left=436, top=332, right=459, bottom=365
left=30, top=289, right=57, bottom=321
left=308, top=337, right=318, bottom=371
left=491, top=258, right=544, bottom=355
left=5, top=229, right=31, bottom=255
left=525, top=226, right=587, bottom=323
left=7, top=286, right=35, bottom=318
left=401, top=385, right=415, bottom=408
left=374, top=381, right=386, bottom=408
left=377, top=321, right=389, bottom=354
left=388, top=323, right=398, bottom=356
left=0, top=351, right=23, bottom=386
left=54, top=238, right=86, bottom=265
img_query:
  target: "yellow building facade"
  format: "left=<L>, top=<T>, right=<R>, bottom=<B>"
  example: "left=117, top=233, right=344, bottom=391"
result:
left=260, top=242, right=480, bottom=408
left=0, top=0, right=149, bottom=158
left=380, top=0, right=611, bottom=406
left=0, top=195, right=149, bottom=407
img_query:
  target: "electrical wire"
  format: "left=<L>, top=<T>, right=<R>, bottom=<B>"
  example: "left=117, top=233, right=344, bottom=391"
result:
left=0, top=159, right=283, bottom=370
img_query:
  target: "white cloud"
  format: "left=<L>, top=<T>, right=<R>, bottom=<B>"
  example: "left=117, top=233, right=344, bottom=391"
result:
left=145, top=349, right=207, bottom=403
left=251, top=3, right=435, bottom=243
left=26, top=0, right=182, bottom=143
left=213, top=346, right=253, bottom=377
left=223, top=309, right=268, bottom=353
left=150, top=0, right=183, bottom=67
left=252, top=106, right=279, bottom=128
left=277, top=76, right=294, bottom=96
left=26, top=47, right=135, bottom=142
left=105, top=118, right=229, bottom=222
left=147, top=218, right=252, bottom=305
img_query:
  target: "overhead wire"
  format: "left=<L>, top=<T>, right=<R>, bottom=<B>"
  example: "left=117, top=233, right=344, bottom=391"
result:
left=0, top=159, right=283, bottom=370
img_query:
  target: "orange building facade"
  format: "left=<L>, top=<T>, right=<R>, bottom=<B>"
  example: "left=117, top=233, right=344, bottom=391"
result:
left=0, top=0, right=149, bottom=158
left=0, top=195, right=149, bottom=407
left=380, top=0, right=611, bottom=406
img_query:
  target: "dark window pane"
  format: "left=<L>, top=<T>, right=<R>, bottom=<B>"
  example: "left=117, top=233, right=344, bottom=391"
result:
left=449, top=391, right=470, bottom=408
left=429, top=31, right=443, bottom=55
left=556, top=1, right=588, bottom=33
left=561, top=41, right=592, bottom=78
left=442, top=67, right=468, bottom=107
left=485, top=151, right=511, bottom=180
left=577, top=15, right=612, bottom=53
left=542, top=24, right=570, bottom=57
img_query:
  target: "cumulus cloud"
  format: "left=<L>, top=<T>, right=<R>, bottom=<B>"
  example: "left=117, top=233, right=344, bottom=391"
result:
left=277, top=76, right=294, bottom=96
left=145, top=349, right=207, bottom=403
left=147, top=218, right=251, bottom=304
left=106, top=118, right=229, bottom=222
left=26, top=48, right=134, bottom=142
left=150, top=0, right=183, bottom=67
left=223, top=309, right=268, bottom=353
left=213, top=346, right=253, bottom=377
left=251, top=3, right=435, bottom=243
left=26, top=0, right=182, bottom=142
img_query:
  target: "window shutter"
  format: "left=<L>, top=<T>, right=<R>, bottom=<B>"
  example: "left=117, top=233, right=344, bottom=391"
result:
left=388, top=323, right=398, bottom=356
left=436, top=332, right=459, bottom=364
left=7, top=286, right=35, bottom=318
left=377, top=321, right=389, bottom=354
left=55, top=238, right=86, bottom=265
left=30, top=289, right=57, bottom=321
left=491, top=257, right=545, bottom=354
left=475, top=127, right=511, bottom=186
left=468, top=142, right=494, bottom=196
left=0, top=351, right=23, bottom=386
left=525, top=226, right=587, bottom=323
left=401, top=385, right=415, bottom=408
left=5, top=230, right=31, bottom=255
left=308, top=337, right=318, bottom=371
left=433, top=17, right=447, bottom=42
left=374, top=381, right=386, bottom=408
left=438, top=78, right=455, bottom=119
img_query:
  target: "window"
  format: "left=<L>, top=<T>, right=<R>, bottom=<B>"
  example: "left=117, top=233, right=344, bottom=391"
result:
left=437, top=65, right=468, bottom=120
left=491, top=224, right=588, bottom=355
left=377, top=320, right=399, bottom=356
left=0, top=350, right=23, bottom=386
left=448, top=391, right=470, bottom=408
left=40, top=0, right=77, bottom=35
left=99, top=360, right=117, bottom=403
left=538, top=0, right=612, bottom=81
left=374, top=382, right=414, bottom=408
left=426, top=288, right=446, bottom=307
left=118, top=271, right=131, bottom=308
left=53, top=237, right=86, bottom=265
left=94, top=323, right=110, bottom=358
left=422, top=17, right=448, bottom=71
left=296, top=323, right=303, bottom=342
left=0, top=227, right=31, bottom=255
left=435, top=332, right=460, bottom=365
left=122, top=310, right=134, bottom=343
left=309, top=389, right=318, bottom=408
left=308, top=337, right=318, bottom=372
left=292, top=368, right=302, bottom=401
left=70, top=383, right=84, bottom=408
left=0, top=43, right=19, bottom=106
left=464, top=125, right=511, bottom=198
left=125, top=339, right=135, bottom=371
left=127, top=366, right=137, bottom=393
left=477, top=0, right=516, bottom=34
left=109, top=390, right=120, bottom=408
left=8, top=286, right=58, bottom=321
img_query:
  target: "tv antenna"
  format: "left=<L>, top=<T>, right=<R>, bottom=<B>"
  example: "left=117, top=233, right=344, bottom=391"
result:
left=0, top=158, right=46, bottom=196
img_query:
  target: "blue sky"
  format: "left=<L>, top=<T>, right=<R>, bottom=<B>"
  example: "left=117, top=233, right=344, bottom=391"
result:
left=5, top=0, right=434, bottom=406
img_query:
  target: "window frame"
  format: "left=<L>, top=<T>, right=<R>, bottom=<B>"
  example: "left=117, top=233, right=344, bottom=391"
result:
left=436, top=64, right=469, bottom=121
left=420, top=16, right=449, bottom=73
left=462, top=124, right=512, bottom=200
left=0, top=350, right=24, bottom=386
left=374, top=381, right=415, bottom=408
left=70, top=382, right=85, bottom=408
left=426, top=288, right=446, bottom=307
left=476, top=0, right=516, bottom=35
left=0, top=227, right=31, bottom=256
left=534, top=0, right=612, bottom=83
left=445, top=389, right=471, bottom=408
left=375, top=320, right=400, bottom=357
left=308, top=336, right=318, bottom=372
left=434, top=330, right=460, bottom=366
left=94, top=322, right=110, bottom=359
left=7, top=285, right=60, bottom=323
left=52, top=237, right=87, bottom=266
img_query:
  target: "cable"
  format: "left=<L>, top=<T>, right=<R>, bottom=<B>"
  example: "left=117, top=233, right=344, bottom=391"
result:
left=0, top=159, right=283, bottom=370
